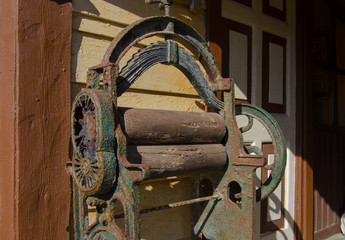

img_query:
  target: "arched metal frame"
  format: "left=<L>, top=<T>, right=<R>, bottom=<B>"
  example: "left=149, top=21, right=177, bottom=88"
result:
left=103, top=16, right=222, bottom=86
left=90, top=16, right=231, bottom=94
left=117, top=40, right=223, bottom=110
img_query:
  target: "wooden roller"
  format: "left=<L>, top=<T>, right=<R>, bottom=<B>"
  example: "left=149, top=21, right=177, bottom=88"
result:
left=127, top=144, right=227, bottom=178
left=118, top=108, right=226, bottom=144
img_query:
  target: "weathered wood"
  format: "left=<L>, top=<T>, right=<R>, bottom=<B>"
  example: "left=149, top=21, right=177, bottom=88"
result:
left=16, top=1, right=72, bottom=239
left=119, top=108, right=226, bottom=144
left=0, top=1, right=16, bottom=239
left=127, top=144, right=227, bottom=178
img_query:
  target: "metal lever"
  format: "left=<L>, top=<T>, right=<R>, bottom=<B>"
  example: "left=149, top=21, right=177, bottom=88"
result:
left=145, top=0, right=174, bottom=16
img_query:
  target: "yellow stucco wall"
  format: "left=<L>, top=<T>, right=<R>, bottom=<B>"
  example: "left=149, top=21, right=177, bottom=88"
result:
left=71, top=0, right=206, bottom=239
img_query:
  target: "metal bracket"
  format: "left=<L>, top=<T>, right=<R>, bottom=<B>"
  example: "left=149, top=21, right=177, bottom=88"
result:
left=145, top=0, right=174, bottom=16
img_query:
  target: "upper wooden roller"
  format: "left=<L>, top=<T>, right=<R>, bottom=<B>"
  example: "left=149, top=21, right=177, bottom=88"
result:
left=118, top=108, right=226, bottom=144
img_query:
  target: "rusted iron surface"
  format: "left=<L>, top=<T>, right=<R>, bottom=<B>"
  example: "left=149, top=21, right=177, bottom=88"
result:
left=70, top=89, right=117, bottom=195
left=235, top=104, right=287, bottom=201
left=67, top=1, right=287, bottom=239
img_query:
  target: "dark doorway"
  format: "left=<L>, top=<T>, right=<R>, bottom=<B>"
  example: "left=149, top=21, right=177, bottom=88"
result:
left=312, top=0, right=345, bottom=238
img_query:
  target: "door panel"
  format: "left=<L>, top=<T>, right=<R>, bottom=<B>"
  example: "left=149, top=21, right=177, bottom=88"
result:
left=223, top=19, right=252, bottom=102
left=313, top=126, right=345, bottom=239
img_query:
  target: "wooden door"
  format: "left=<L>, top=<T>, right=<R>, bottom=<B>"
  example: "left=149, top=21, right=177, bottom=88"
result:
left=207, top=0, right=296, bottom=239
left=312, top=1, right=345, bottom=238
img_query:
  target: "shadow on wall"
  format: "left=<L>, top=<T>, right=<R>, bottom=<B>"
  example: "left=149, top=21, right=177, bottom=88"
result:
left=262, top=192, right=303, bottom=240
left=250, top=159, right=302, bottom=240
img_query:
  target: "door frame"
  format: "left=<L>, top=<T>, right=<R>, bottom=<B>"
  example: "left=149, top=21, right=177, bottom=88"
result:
left=295, top=0, right=314, bottom=239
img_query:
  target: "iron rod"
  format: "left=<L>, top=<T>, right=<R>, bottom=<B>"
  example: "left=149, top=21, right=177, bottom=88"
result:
left=114, top=195, right=220, bottom=219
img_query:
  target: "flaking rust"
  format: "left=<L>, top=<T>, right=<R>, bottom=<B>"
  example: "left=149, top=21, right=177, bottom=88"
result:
left=67, top=0, right=286, bottom=239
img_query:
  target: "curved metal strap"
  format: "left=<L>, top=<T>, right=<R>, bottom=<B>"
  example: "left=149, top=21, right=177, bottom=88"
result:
left=101, top=16, right=223, bottom=91
left=235, top=104, right=286, bottom=201
left=118, top=41, right=223, bottom=110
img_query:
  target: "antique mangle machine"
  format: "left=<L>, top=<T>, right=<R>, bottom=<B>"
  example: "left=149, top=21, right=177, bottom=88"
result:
left=66, top=0, right=286, bottom=239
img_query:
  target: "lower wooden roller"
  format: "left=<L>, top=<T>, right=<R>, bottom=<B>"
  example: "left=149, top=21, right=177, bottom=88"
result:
left=127, top=144, right=227, bottom=178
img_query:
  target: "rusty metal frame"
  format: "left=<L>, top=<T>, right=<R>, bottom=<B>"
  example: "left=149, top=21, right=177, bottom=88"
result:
left=67, top=1, right=286, bottom=239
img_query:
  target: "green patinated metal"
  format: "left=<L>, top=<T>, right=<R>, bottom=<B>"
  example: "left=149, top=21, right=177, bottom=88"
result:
left=66, top=1, right=287, bottom=239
